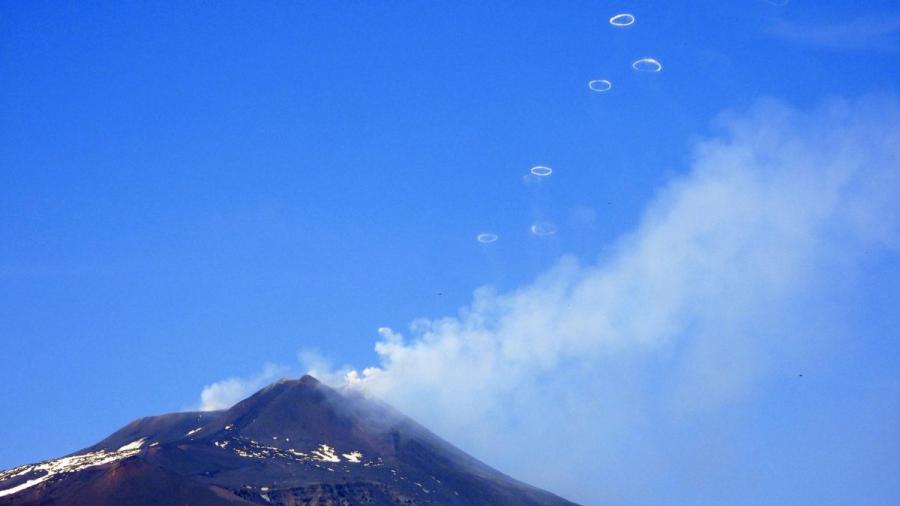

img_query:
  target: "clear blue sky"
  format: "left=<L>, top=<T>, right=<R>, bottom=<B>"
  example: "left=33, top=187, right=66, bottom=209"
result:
left=2, top=1, right=899, bottom=504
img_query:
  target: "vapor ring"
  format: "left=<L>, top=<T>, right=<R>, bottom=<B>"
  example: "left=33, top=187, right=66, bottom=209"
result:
left=632, top=57, right=662, bottom=72
left=588, top=79, right=612, bottom=92
left=530, top=166, right=553, bottom=177
left=609, top=13, right=635, bottom=27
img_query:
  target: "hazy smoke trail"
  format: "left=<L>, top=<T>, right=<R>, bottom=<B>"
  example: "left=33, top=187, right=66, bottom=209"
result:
left=201, top=96, right=900, bottom=504
left=341, top=96, right=900, bottom=503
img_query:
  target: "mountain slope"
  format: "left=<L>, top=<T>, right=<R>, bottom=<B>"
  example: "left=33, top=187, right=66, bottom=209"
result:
left=0, top=376, right=580, bottom=505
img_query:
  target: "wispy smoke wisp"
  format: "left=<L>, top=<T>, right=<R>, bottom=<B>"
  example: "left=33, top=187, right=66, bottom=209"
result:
left=770, top=12, right=900, bottom=52
left=198, top=364, right=285, bottom=411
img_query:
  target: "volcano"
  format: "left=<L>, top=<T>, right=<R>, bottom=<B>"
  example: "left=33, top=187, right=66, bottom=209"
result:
left=0, top=376, right=580, bottom=505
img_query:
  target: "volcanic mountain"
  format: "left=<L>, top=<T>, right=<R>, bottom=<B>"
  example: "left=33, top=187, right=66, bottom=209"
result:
left=0, top=375, right=580, bottom=505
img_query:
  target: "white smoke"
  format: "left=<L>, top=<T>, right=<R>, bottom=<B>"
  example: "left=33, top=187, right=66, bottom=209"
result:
left=198, top=363, right=285, bottom=411
left=339, top=96, right=900, bottom=503
left=198, top=96, right=900, bottom=503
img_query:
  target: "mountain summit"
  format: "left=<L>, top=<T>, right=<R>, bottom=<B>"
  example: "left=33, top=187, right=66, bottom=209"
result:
left=0, top=376, right=580, bottom=505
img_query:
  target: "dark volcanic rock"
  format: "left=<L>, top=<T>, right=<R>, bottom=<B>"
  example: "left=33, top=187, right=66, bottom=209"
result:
left=0, top=376, right=580, bottom=506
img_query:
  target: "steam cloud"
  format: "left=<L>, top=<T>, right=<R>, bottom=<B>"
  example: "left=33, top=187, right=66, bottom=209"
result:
left=201, top=96, right=900, bottom=504
left=199, top=364, right=284, bottom=411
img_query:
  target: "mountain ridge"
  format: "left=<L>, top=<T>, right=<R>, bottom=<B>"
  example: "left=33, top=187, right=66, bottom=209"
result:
left=0, top=376, right=581, bottom=506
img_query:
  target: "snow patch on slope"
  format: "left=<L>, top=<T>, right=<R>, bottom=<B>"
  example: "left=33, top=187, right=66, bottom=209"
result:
left=311, top=444, right=340, bottom=463
left=117, top=438, right=147, bottom=452
left=0, top=439, right=148, bottom=498
left=342, top=451, right=363, bottom=463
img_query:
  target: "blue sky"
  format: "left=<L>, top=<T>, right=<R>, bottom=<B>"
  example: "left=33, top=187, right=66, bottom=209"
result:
left=2, top=1, right=900, bottom=504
